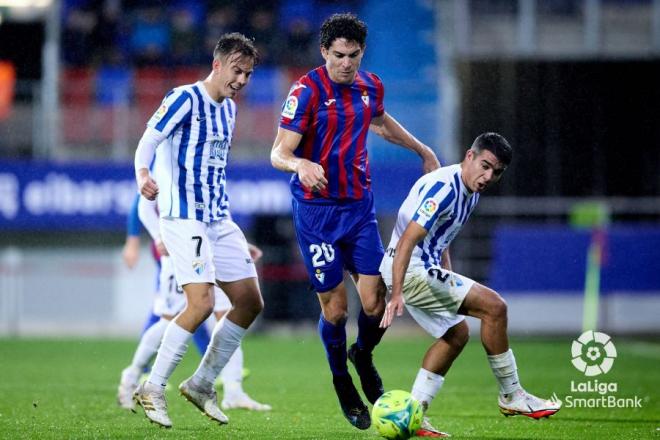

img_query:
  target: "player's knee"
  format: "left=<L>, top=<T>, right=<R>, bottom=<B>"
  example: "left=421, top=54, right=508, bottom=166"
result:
left=249, top=294, right=264, bottom=317
left=323, top=304, right=348, bottom=324
left=445, top=321, right=469, bottom=349
left=362, top=298, right=385, bottom=318
left=234, top=291, right=264, bottom=319
left=187, top=298, right=213, bottom=320
left=488, top=293, right=508, bottom=322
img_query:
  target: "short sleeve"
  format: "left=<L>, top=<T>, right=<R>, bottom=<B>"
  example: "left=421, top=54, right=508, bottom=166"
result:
left=147, top=89, right=192, bottom=138
left=279, top=77, right=315, bottom=134
left=370, top=72, right=385, bottom=117
left=411, top=181, right=455, bottom=231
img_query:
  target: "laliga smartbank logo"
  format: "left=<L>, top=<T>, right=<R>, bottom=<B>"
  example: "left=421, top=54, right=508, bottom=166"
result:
left=571, top=330, right=617, bottom=376
left=561, top=331, right=643, bottom=409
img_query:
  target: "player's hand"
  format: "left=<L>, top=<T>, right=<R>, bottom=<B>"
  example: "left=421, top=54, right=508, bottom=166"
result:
left=421, top=149, right=441, bottom=174
left=248, top=243, right=263, bottom=263
left=155, top=238, right=169, bottom=257
left=122, top=236, right=140, bottom=269
left=380, top=293, right=405, bottom=328
left=137, top=170, right=159, bottom=200
left=297, top=160, right=327, bottom=192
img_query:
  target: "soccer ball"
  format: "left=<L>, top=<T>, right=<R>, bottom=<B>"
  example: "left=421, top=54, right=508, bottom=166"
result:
left=371, top=390, right=423, bottom=440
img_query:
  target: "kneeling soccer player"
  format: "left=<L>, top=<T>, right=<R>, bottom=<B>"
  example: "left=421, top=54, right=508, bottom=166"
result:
left=379, top=132, right=561, bottom=437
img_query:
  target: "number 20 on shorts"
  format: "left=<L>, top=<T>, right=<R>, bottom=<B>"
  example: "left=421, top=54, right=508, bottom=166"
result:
left=309, top=243, right=335, bottom=267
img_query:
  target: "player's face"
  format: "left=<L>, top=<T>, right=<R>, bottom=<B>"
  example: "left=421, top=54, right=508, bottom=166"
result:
left=321, top=38, right=364, bottom=84
left=212, top=53, right=255, bottom=99
left=462, top=149, right=507, bottom=193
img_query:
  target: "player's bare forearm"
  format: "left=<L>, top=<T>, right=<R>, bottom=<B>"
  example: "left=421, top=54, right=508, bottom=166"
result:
left=392, top=238, right=415, bottom=299
left=370, top=113, right=440, bottom=172
left=271, top=127, right=327, bottom=190
left=271, top=127, right=304, bottom=173
left=441, top=248, right=452, bottom=272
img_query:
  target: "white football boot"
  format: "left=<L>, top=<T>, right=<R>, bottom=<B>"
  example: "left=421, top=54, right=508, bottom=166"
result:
left=499, top=389, right=562, bottom=419
left=133, top=381, right=172, bottom=428
left=221, top=392, right=272, bottom=411
left=117, top=366, right=140, bottom=411
left=179, top=377, right=229, bottom=424
left=415, top=417, right=451, bottom=438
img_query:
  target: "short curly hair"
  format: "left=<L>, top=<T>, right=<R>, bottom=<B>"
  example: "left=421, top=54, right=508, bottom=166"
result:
left=213, top=32, right=259, bottom=64
left=319, top=13, right=367, bottom=49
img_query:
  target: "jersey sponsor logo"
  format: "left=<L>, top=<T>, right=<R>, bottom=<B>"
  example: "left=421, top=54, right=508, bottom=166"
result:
left=361, top=91, right=369, bottom=106
left=153, top=104, right=168, bottom=121
left=209, top=138, right=229, bottom=166
left=281, top=95, right=298, bottom=119
left=192, top=260, right=205, bottom=275
left=417, top=198, right=438, bottom=220
left=315, top=269, right=325, bottom=284
left=324, top=98, right=336, bottom=106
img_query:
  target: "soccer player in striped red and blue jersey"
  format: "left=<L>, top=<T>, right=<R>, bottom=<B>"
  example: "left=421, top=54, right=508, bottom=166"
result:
left=379, top=133, right=560, bottom=437
left=132, top=33, right=265, bottom=429
left=271, top=13, right=441, bottom=430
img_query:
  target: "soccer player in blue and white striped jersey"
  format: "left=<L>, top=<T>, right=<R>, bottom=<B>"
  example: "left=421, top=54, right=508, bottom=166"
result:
left=132, top=33, right=264, bottom=429
left=379, top=133, right=560, bottom=437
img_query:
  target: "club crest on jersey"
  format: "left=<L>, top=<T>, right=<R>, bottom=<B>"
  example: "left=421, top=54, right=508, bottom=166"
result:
left=192, top=261, right=205, bottom=275
left=417, top=198, right=438, bottom=220
left=361, top=91, right=369, bottom=106
left=315, top=269, right=325, bottom=284
left=281, top=95, right=298, bottom=119
left=153, top=104, right=168, bottom=121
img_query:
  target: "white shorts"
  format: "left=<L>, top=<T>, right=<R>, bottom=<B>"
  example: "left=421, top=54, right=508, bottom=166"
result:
left=154, top=256, right=233, bottom=317
left=160, top=217, right=257, bottom=286
left=380, top=257, right=474, bottom=338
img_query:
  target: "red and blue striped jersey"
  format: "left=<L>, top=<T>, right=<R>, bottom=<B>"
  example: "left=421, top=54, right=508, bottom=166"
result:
left=279, top=66, right=385, bottom=202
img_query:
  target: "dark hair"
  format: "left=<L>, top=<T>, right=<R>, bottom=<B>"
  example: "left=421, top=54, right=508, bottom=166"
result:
left=213, top=32, right=259, bottom=64
left=470, top=132, right=513, bottom=165
left=319, top=13, right=367, bottom=49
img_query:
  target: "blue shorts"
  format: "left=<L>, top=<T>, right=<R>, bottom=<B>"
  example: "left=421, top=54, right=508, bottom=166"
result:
left=292, top=193, right=385, bottom=293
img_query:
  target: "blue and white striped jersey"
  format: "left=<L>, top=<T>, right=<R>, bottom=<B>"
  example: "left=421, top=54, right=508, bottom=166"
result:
left=148, top=81, right=236, bottom=222
left=385, top=164, right=480, bottom=269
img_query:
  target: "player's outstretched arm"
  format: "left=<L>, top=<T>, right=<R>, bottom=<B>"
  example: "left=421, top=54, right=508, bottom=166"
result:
left=271, top=127, right=328, bottom=191
left=380, top=221, right=428, bottom=328
left=370, top=112, right=440, bottom=173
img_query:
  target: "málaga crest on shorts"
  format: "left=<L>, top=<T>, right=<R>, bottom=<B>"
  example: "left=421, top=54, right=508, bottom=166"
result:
left=192, top=260, right=205, bottom=275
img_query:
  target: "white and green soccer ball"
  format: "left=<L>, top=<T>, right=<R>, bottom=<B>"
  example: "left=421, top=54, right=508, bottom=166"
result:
left=371, top=390, right=423, bottom=440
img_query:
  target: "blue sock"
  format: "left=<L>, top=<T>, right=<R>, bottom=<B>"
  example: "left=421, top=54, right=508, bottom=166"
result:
left=140, top=312, right=160, bottom=336
left=318, top=315, right=349, bottom=377
left=356, top=308, right=386, bottom=353
left=192, top=322, right=211, bottom=356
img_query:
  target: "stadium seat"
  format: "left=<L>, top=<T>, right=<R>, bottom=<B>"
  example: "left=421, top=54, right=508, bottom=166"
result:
left=134, top=67, right=170, bottom=109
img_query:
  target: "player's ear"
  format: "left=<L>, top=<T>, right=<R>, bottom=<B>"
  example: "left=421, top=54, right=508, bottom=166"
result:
left=212, top=57, right=222, bottom=72
left=320, top=46, right=329, bottom=61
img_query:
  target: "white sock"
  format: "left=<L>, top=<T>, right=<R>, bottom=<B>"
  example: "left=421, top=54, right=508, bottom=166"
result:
left=192, top=317, right=246, bottom=390
left=128, top=318, right=169, bottom=378
left=147, top=321, right=192, bottom=389
left=487, top=349, right=522, bottom=396
left=411, top=368, right=445, bottom=411
left=220, top=345, right=244, bottom=398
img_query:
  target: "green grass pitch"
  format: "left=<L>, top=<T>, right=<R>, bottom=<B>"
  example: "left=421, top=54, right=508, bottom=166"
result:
left=0, top=334, right=657, bottom=439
